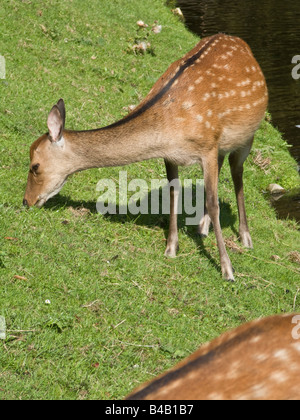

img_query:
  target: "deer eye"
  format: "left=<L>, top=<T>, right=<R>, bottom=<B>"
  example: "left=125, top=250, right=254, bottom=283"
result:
left=31, top=163, right=40, bottom=173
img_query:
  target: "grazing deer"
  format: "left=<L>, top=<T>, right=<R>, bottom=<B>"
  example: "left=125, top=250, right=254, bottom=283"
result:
left=23, top=34, right=268, bottom=280
left=126, top=313, right=300, bottom=400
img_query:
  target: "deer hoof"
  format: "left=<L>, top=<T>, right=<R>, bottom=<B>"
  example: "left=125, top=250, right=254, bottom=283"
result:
left=164, top=244, right=179, bottom=258
left=240, top=231, right=253, bottom=249
left=221, top=260, right=235, bottom=282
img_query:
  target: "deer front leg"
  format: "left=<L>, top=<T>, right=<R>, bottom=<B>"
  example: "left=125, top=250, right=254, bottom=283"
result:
left=164, top=159, right=179, bottom=258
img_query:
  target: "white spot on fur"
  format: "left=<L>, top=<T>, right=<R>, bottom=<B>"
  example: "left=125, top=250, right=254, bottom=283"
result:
left=270, top=371, right=288, bottom=384
left=237, top=78, right=251, bottom=87
left=250, top=336, right=261, bottom=344
left=195, top=76, right=204, bottom=84
left=252, top=353, right=269, bottom=363
left=292, top=342, right=300, bottom=353
left=158, top=379, right=182, bottom=396
left=208, top=392, right=225, bottom=400
left=182, top=101, right=193, bottom=110
left=250, top=384, right=269, bottom=399
left=273, top=349, right=290, bottom=362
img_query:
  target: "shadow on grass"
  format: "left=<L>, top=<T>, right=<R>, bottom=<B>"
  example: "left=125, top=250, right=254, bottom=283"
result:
left=44, top=186, right=238, bottom=274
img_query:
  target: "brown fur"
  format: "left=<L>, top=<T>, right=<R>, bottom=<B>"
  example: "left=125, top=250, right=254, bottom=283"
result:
left=126, top=314, right=300, bottom=400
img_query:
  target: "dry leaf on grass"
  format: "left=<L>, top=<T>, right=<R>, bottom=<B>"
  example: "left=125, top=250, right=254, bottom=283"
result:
left=225, top=237, right=244, bottom=254
left=253, top=150, right=271, bottom=173
left=13, top=275, right=27, bottom=281
left=288, top=251, right=300, bottom=265
left=68, top=206, right=91, bottom=218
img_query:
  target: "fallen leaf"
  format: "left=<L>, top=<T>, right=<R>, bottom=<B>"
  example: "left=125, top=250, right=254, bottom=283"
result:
left=253, top=150, right=271, bottom=173
left=39, top=24, right=47, bottom=33
left=288, top=251, right=300, bottom=265
left=68, top=206, right=91, bottom=218
left=13, top=275, right=27, bottom=281
left=225, top=237, right=244, bottom=254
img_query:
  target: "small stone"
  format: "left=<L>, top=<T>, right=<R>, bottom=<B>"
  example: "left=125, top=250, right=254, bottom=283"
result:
left=152, top=25, right=162, bottom=34
left=136, top=20, right=148, bottom=28
left=172, top=7, right=184, bottom=21
left=267, top=183, right=285, bottom=194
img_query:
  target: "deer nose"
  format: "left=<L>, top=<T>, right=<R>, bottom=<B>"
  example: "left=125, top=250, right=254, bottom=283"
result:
left=23, top=198, right=28, bottom=207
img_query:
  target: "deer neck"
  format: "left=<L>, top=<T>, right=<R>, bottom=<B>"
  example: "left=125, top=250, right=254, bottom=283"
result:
left=63, top=112, right=165, bottom=172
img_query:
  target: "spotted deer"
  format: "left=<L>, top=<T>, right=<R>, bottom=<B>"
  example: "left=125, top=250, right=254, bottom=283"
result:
left=126, top=313, right=300, bottom=400
left=23, top=34, right=268, bottom=280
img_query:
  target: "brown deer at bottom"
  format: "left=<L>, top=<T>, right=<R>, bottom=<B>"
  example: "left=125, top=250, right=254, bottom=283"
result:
left=23, top=34, right=268, bottom=280
left=126, top=313, right=300, bottom=400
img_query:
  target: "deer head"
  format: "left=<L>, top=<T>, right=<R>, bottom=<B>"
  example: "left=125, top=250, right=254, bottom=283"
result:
left=23, top=99, right=71, bottom=208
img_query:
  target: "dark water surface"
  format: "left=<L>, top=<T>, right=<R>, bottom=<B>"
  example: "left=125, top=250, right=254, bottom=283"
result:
left=177, top=0, right=300, bottom=222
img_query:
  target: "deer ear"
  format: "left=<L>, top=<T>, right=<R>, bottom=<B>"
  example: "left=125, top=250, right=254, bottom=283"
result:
left=47, top=99, right=65, bottom=143
left=56, top=98, right=66, bottom=127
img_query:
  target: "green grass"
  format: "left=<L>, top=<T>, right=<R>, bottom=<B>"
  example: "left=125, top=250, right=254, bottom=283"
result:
left=0, top=0, right=299, bottom=400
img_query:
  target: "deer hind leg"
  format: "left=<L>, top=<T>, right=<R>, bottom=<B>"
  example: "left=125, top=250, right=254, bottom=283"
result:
left=202, top=152, right=234, bottom=281
left=229, top=141, right=253, bottom=249
left=164, top=159, right=179, bottom=258
left=198, top=155, right=225, bottom=237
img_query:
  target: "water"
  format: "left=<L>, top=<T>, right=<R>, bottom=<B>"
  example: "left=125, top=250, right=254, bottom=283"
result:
left=177, top=0, right=300, bottom=222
